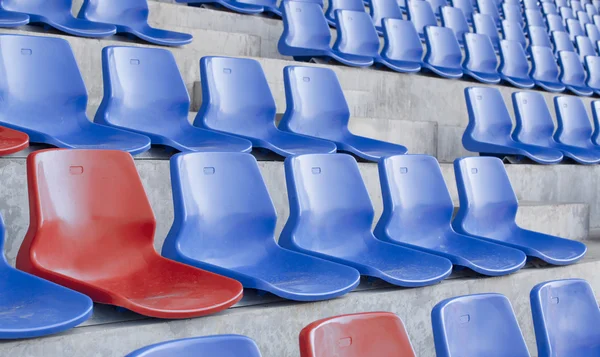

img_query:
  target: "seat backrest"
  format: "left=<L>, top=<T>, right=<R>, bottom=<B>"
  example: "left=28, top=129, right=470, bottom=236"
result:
left=595, top=14, right=600, bottom=29
left=477, top=0, right=500, bottom=22
left=126, top=335, right=263, bottom=357
left=586, top=56, right=600, bottom=90
left=432, top=294, right=530, bottom=357
left=546, top=14, right=567, bottom=32
left=502, top=4, right=523, bottom=26
left=381, top=18, right=424, bottom=62
left=96, top=46, right=190, bottom=136
left=326, top=0, right=365, bottom=23
left=552, top=30, right=575, bottom=53
left=165, top=153, right=278, bottom=264
left=196, top=56, right=277, bottom=137
left=79, top=0, right=149, bottom=25
left=591, top=100, right=600, bottom=145
left=528, top=26, right=552, bottom=48
left=282, top=154, right=375, bottom=251
left=502, top=20, right=526, bottom=49
left=556, top=0, right=567, bottom=7
left=473, top=13, right=500, bottom=45
left=572, top=0, right=583, bottom=12
left=542, top=2, right=557, bottom=14
left=426, top=0, right=447, bottom=16
left=578, top=10, right=591, bottom=25
left=279, top=1, right=332, bottom=52
left=523, top=0, right=538, bottom=9
left=566, top=18, right=585, bottom=40
left=280, top=66, right=351, bottom=140
left=554, top=95, right=594, bottom=145
left=512, top=91, right=556, bottom=146
left=0, top=0, right=71, bottom=15
left=441, top=6, right=470, bottom=42
left=463, top=33, right=498, bottom=73
left=530, top=45, right=561, bottom=83
left=587, top=3, right=599, bottom=16
left=408, top=0, right=437, bottom=36
left=424, top=26, right=462, bottom=67
left=0, top=35, right=88, bottom=140
left=17, top=150, right=156, bottom=281
left=464, top=87, right=514, bottom=145
left=451, top=0, right=474, bottom=21
left=531, top=279, right=600, bottom=357
left=499, top=40, right=531, bottom=79
left=585, top=23, right=600, bottom=48
left=332, top=10, right=380, bottom=57
left=367, top=0, right=403, bottom=29
left=452, top=156, right=519, bottom=236
left=560, top=6, right=575, bottom=20
left=299, top=312, right=416, bottom=357
left=575, top=35, right=596, bottom=61
left=376, top=155, right=454, bottom=242
left=525, top=9, right=545, bottom=27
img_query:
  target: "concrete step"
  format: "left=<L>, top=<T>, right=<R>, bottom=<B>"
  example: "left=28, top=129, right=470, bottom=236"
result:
left=0, top=157, right=590, bottom=267
left=1, top=240, right=599, bottom=357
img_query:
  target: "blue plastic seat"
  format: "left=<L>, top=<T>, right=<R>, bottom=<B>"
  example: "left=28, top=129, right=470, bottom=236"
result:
left=595, top=14, right=600, bottom=29
left=586, top=3, right=598, bottom=17
left=512, top=91, right=600, bottom=164
left=572, top=0, right=584, bottom=13
left=126, top=335, right=263, bottom=357
left=0, top=35, right=151, bottom=155
left=95, top=46, right=252, bottom=154
left=278, top=1, right=374, bottom=67
left=462, top=33, right=501, bottom=83
left=576, top=35, right=597, bottom=62
left=452, top=0, right=474, bottom=24
left=330, top=10, right=379, bottom=64
left=542, top=2, right=558, bottom=14
left=175, top=0, right=268, bottom=15
left=477, top=0, right=501, bottom=26
left=195, top=56, right=337, bottom=157
left=552, top=30, right=576, bottom=54
left=0, top=0, right=116, bottom=38
left=556, top=0, right=568, bottom=8
left=523, top=0, right=538, bottom=9
left=432, top=294, right=531, bottom=357
left=558, top=50, right=594, bottom=95
left=441, top=6, right=470, bottom=47
left=377, top=18, right=423, bottom=72
left=453, top=156, right=587, bottom=265
left=585, top=23, right=600, bottom=50
left=279, top=66, right=408, bottom=161
left=426, top=0, right=448, bottom=17
left=374, top=155, right=526, bottom=276
left=585, top=55, right=600, bottom=94
left=0, top=213, right=93, bottom=339
left=280, top=153, right=453, bottom=287
left=327, top=0, right=366, bottom=26
left=0, top=10, right=29, bottom=27
left=423, top=26, right=464, bottom=78
left=528, top=25, right=552, bottom=49
left=502, top=20, right=526, bottom=49
left=555, top=95, right=600, bottom=155
left=463, top=87, right=564, bottom=164
left=560, top=6, right=576, bottom=21
left=161, top=152, right=360, bottom=301
left=408, top=0, right=437, bottom=39
left=530, top=45, right=566, bottom=92
left=546, top=14, right=567, bottom=32
left=531, top=279, right=600, bottom=357
left=502, top=4, right=524, bottom=28
left=578, top=10, right=592, bottom=26
left=567, top=18, right=585, bottom=41
left=525, top=9, right=546, bottom=28
left=499, top=40, right=535, bottom=88
left=473, top=13, right=501, bottom=50
left=78, top=0, right=192, bottom=46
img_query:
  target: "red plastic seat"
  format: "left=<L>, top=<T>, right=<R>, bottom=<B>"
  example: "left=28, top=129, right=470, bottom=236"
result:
left=0, top=125, right=28, bottom=155
left=16, top=149, right=243, bottom=319
left=299, top=312, right=416, bottom=357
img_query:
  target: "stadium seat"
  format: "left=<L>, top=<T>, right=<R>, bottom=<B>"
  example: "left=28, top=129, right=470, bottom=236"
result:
left=463, top=87, right=563, bottom=164
left=126, top=335, right=262, bottom=357
left=546, top=14, right=567, bottom=32
left=0, top=212, right=93, bottom=339
left=542, top=2, right=558, bottom=15
left=427, top=0, right=448, bottom=17
left=462, top=33, right=501, bottom=83
left=531, top=279, right=600, bottom=357
left=299, top=312, right=416, bottom=357
left=279, top=66, right=408, bottom=161
left=374, top=155, right=526, bottom=276
left=499, top=40, right=536, bottom=88
left=331, top=10, right=380, bottom=62
left=78, top=0, right=193, bottom=46
left=0, top=10, right=29, bottom=27
left=512, top=91, right=600, bottom=164
left=566, top=18, right=585, bottom=41
left=0, top=0, right=116, bottom=37
left=0, top=126, right=28, bottom=156
left=327, top=0, right=366, bottom=26
left=595, top=14, right=600, bottom=29
left=95, top=46, right=252, bottom=153
left=162, top=152, right=360, bottom=301
left=408, top=0, right=437, bottom=39
left=575, top=35, right=597, bottom=62
left=280, top=154, right=453, bottom=287
left=453, top=156, right=587, bottom=265
left=377, top=18, right=423, bottom=72
left=555, top=96, right=600, bottom=156
left=585, top=56, right=600, bottom=94
left=560, top=6, right=576, bottom=21
left=572, top=0, right=584, bottom=12
left=578, top=10, right=592, bottom=26
left=558, top=50, right=594, bottom=95
left=523, top=0, right=538, bottom=9
left=176, top=0, right=266, bottom=15
left=195, top=56, right=337, bottom=157
left=16, top=149, right=244, bottom=319
left=477, top=0, right=501, bottom=26
left=452, top=0, right=474, bottom=24
left=473, top=13, right=501, bottom=50
left=502, top=20, right=526, bottom=49
left=530, top=45, right=567, bottom=92
left=366, top=0, right=404, bottom=33
left=441, top=6, right=470, bottom=47
left=586, top=3, right=598, bottom=17
left=423, top=26, right=464, bottom=78
left=585, top=23, right=600, bottom=49
left=552, top=30, right=576, bottom=54
left=528, top=25, right=552, bottom=49
left=555, top=0, right=568, bottom=8
left=0, top=35, right=151, bottom=155
left=502, top=4, right=524, bottom=28
left=278, top=1, right=374, bottom=67
left=432, top=294, right=531, bottom=357
left=525, top=9, right=546, bottom=28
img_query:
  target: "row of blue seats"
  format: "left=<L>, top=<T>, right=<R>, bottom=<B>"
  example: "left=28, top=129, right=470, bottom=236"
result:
left=0, top=0, right=192, bottom=46
left=464, top=86, right=600, bottom=164
left=122, top=278, right=600, bottom=356
left=0, top=34, right=408, bottom=161
left=0, top=150, right=587, bottom=339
